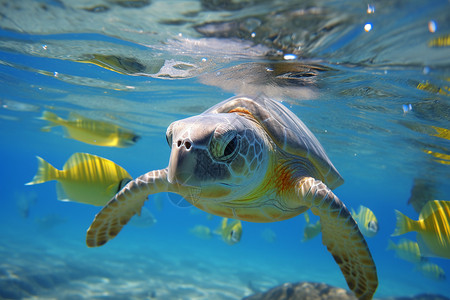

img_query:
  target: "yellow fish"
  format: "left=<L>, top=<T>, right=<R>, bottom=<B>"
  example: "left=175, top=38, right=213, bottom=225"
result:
left=39, top=111, right=140, bottom=147
left=392, top=200, right=450, bottom=259
left=189, top=225, right=213, bottom=240
left=431, top=126, right=450, bottom=140
left=387, top=239, right=425, bottom=264
left=302, top=211, right=321, bottom=242
left=76, top=54, right=145, bottom=75
left=416, top=81, right=450, bottom=96
left=422, top=126, right=450, bottom=165
left=428, top=34, right=450, bottom=47
left=26, top=153, right=132, bottom=206
left=351, top=205, right=379, bottom=238
left=424, top=149, right=450, bottom=165
left=216, top=218, right=243, bottom=245
left=415, top=262, right=446, bottom=280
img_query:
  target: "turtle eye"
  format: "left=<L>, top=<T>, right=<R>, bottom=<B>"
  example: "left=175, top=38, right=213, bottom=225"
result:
left=224, top=136, right=238, bottom=157
left=210, top=126, right=240, bottom=162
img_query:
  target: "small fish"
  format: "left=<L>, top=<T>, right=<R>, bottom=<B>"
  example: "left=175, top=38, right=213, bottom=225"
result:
left=189, top=225, right=213, bottom=240
left=351, top=205, right=379, bottom=238
left=1, top=99, right=40, bottom=112
left=387, top=239, right=426, bottom=264
left=26, top=153, right=132, bottom=206
left=415, top=262, right=446, bottom=281
left=15, top=191, right=38, bottom=218
left=128, top=207, right=157, bottom=228
left=39, top=111, right=140, bottom=147
left=35, top=214, right=67, bottom=230
left=216, top=218, right=243, bottom=245
left=261, top=228, right=276, bottom=243
left=392, top=200, right=450, bottom=259
left=302, top=211, right=321, bottom=242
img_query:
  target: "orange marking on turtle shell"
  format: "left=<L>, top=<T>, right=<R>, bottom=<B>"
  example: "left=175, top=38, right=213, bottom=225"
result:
left=228, top=107, right=255, bottom=118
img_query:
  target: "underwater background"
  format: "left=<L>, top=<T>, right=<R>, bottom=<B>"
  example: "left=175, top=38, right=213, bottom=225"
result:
left=0, top=0, right=449, bottom=299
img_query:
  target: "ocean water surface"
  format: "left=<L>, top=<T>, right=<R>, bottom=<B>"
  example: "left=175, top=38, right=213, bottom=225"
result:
left=1, top=0, right=449, bottom=299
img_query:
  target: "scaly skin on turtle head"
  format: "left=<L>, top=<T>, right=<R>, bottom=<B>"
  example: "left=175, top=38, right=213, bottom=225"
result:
left=166, top=112, right=273, bottom=204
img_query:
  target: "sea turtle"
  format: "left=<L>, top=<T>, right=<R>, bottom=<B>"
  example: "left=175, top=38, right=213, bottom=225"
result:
left=86, top=95, right=378, bottom=299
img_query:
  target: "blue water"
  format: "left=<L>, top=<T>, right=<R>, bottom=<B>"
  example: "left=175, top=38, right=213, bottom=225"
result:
left=1, top=0, right=450, bottom=299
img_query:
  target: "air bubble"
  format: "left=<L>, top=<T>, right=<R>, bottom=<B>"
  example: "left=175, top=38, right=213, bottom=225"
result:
left=283, top=54, right=297, bottom=60
left=364, top=23, right=373, bottom=32
left=428, top=20, right=437, bottom=33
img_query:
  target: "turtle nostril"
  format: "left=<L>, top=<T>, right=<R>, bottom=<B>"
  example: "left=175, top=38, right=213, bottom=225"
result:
left=177, top=140, right=182, bottom=147
left=185, top=141, right=192, bottom=150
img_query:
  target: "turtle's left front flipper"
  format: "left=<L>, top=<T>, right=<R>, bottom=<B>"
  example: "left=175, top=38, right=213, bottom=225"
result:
left=297, top=177, right=378, bottom=300
left=86, top=169, right=169, bottom=247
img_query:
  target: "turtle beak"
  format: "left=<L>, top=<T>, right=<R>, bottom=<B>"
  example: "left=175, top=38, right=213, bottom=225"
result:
left=167, top=138, right=196, bottom=185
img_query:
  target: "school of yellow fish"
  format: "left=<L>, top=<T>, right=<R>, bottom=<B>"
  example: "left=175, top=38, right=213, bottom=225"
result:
left=389, top=199, right=450, bottom=280
left=302, top=205, right=379, bottom=242
left=299, top=199, right=449, bottom=281
left=189, top=217, right=243, bottom=246
left=24, top=107, right=449, bottom=286
left=393, top=200, right=450, bottom=259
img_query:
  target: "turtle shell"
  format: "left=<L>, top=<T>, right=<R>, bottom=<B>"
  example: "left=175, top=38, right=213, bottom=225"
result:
left=204, top=95, right=344, bottom=189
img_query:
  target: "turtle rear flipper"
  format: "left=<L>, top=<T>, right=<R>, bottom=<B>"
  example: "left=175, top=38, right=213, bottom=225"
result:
left=297, top=177, right=378, bottom=300
left=86, top=169, right=169, bottom=247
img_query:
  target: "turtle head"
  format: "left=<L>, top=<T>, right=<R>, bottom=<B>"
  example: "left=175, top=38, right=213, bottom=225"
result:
left=166, top=113, right=271, bottom=201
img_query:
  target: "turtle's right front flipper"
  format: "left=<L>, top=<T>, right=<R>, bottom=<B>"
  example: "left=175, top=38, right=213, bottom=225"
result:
left=86, top=169, right=169, bottom=247
left=297, top=177, right=378, bottom=300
